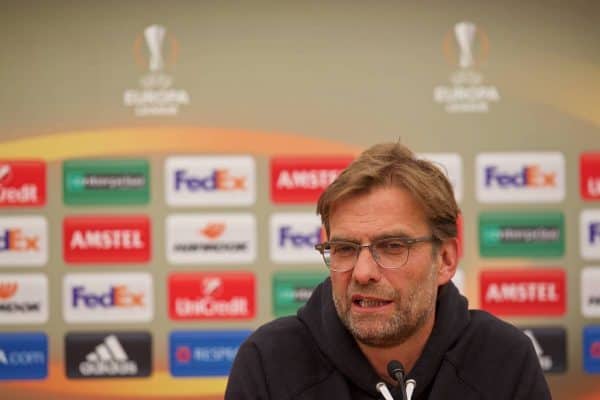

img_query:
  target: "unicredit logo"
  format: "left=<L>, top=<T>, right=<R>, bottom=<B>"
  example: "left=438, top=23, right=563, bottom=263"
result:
left=580, top=152, right=600, bottom=200
left=484, top=165, right=556, bottom=188
left=63, top=216, right=150, bottom=263
left=0, top=161, right=45, bottom=207
left=480, top=269, right=565, bottom=316
left=270, top=157, right=353, bottom=204
left=169, top=272, right=255, bottom=320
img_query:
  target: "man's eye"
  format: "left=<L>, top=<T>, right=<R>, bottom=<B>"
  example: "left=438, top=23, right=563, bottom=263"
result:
left=378, top=240, right=407, bottom=254
left=332, top=245, right=356, bottom=256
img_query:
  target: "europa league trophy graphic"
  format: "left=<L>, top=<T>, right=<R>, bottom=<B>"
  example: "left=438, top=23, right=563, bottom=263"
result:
left=454, top=21, right=476, bottom=69
left=144, top=24, right=166, bottom=72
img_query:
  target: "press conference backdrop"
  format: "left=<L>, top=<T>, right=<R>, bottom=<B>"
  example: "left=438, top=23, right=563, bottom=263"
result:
left=0, top=1, right=599, bottom=399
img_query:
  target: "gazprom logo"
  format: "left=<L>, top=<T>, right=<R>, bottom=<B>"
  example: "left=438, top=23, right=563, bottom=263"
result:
left=270, top=213, right=324, bottom=263
left=476, top=153, right=565, bottom=203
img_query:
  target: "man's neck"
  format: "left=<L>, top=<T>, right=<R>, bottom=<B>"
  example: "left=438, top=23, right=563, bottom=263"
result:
left=356, top=311, right=435, bottom=384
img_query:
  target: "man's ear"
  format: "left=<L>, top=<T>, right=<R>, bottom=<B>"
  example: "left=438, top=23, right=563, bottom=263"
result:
left=436, top=237, right=459, bottom=286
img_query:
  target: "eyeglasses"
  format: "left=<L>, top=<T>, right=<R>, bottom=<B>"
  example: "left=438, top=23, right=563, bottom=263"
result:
left=314, top=236, right=437, bottom=272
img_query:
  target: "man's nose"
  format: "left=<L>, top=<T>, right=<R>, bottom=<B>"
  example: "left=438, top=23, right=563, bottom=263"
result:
left=351, top=246, right=381, bottom=284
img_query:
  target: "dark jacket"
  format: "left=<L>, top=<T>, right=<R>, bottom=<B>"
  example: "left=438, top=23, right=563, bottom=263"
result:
left=225, top=278, right=551, bottom=399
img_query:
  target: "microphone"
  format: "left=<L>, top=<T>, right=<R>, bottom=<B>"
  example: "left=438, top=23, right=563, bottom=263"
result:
left=387, top=360, right=408, bottom=400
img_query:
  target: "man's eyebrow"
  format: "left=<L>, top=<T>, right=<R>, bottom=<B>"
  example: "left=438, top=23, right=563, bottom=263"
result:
left=328, top=236, right=359, bottom=243
left=372, top=232, right=412, bottom=241
left=329, top=231, right=412, bottom=243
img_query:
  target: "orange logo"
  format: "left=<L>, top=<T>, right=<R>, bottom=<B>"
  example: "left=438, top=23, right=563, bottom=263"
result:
left=0, top=282, right=18, bottom=299
left=200, top=223, right=225, bottom=240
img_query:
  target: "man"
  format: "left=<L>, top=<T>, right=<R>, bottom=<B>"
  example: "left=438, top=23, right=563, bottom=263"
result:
left=226, top=143, right=551, bottom=399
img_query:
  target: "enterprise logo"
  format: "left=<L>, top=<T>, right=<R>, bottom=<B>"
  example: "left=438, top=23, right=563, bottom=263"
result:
left=479, top=212, right=564, bottom=258
left=272, top=271, right=327, bottom=317
left=63, top=160, right=149, bottom=205
left=476, top=153, right=565, bottom=203
left=165, top=156, right=255, bottom=206
left=167, top=214, right=256, bottom=264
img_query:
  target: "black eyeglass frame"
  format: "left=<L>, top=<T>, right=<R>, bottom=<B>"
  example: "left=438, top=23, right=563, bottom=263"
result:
left=314, top=236, right=438, bottom=272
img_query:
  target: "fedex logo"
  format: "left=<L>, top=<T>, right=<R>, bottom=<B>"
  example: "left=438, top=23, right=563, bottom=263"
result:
left=580, top=152, right=600, bottom=200
left=174, top=169, right=246, bottom=192
left=480, top=269, right=566, bottom=316
left=63, top=273, right=153, bottom=323
left=71, top=286, right=145, bottom=308
left=484, top=165, right=556, bottom=188
left=270, top=213, right=324, bottom=263
left=166, top=156, right=255, bottom=206
left=279, top=226, right=322, bottom=248
left=476, top=153, right=565, bottom=203
left=0, top=161, right=45, bottom=207
left=169, top=272, right=255, bottom=320
left=270, top=156, right=353, bottom=204
left=580, top=210, right=600, bottom=260
left=0, top=217, right=47, bottom=267
left=0, top=229, right=39, bottom=252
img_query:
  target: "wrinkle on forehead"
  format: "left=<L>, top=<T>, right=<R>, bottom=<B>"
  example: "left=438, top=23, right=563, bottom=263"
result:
left=328, top=186, right=429, bottom=242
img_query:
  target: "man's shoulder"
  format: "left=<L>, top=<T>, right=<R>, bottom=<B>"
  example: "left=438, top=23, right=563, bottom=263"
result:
left=442, top=309, right=537, bottom=391
left=247, top=315, right=310, bottom=348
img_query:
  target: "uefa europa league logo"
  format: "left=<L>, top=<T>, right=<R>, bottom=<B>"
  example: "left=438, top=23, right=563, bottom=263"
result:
left=454, top=22, right=477, bottom=69
left=144, top=24, right=166, bottom=72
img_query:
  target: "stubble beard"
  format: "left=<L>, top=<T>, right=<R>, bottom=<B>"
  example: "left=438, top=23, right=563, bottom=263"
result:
left=333, top=265, right=438, bottom=347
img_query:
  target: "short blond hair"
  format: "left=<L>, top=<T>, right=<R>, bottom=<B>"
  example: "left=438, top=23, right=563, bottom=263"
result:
left=316, top=142, right=459, bottom=240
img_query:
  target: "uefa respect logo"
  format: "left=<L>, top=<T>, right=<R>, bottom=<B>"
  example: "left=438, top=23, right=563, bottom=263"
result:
left=123, top=24, right=190, bottom=117
left=433, top=21, right=500, bottom=113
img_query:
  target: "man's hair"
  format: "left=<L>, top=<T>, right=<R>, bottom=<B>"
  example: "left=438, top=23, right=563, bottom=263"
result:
left=316, top=142, right=459, bottom=241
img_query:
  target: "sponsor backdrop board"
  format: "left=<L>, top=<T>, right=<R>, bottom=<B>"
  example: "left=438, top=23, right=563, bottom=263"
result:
left=0, top=1, right=599, bottom=399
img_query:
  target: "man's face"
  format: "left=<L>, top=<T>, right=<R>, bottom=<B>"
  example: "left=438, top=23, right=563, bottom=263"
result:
left=329, top=186, right=447, bottom=347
